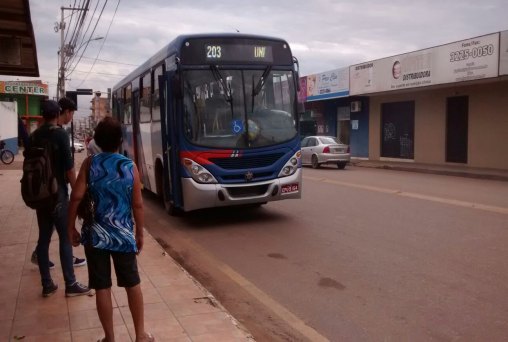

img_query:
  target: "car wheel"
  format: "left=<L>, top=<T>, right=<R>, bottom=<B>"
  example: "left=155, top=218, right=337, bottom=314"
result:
left=311, top=155, right=320, bottom=169
left=337, top=162, right=346, bottom=170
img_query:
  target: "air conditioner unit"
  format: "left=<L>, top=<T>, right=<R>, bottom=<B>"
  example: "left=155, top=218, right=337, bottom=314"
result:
left=350, top=101, right=361, bottom=112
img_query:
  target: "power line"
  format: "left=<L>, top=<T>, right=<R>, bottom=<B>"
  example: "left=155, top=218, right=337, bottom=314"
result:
left=74, top=70, right=127, bottom=76
left=67, top=0, right=108, bottom=76
left=75, top=0, right=121, bottom=89
left=80, top=55, right=139, bottom=66
left=73, top=0, right=101, bottom=56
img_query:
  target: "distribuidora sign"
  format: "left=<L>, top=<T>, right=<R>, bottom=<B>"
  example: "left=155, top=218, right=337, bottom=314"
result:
left=350, top=33, right=500, bottom=95
left=0, top=81, right=48, bottom=96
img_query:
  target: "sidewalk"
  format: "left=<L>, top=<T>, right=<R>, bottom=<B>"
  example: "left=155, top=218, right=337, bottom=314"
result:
left=0, top=155, right=253, bottom=341
left=351, top=159, right=508, bottom=182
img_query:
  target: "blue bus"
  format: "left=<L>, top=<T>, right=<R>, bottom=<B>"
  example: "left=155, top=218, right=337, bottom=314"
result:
left=112, top=33, right=302, bottom=214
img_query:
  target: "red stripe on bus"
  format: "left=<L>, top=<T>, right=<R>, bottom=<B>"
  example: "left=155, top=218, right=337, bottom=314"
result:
left=180, top=150, right=240, bottom=164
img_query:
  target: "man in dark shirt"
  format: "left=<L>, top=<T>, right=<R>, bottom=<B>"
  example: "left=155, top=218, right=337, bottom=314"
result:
left=30, top=98, right=87, bottom=268
left=31, top=99, right=93, bottom=297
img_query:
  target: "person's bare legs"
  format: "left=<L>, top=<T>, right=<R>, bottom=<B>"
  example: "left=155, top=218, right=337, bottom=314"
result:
left=126, top=284, right=151, bottom=341
left=96, top=288, right=115, bottom=342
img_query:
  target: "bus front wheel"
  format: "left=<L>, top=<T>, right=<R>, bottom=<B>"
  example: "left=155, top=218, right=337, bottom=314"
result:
left=156, top=161, right=182, bottom=216
left=163, top=176, right=183, bottom=217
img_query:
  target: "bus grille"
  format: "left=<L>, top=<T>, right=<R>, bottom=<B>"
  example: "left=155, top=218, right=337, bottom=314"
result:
left=222, top=171, right=273, bottom=181
left=210, top=153, right=284, bottom=169
left=226, top=184, right=270, bottom=198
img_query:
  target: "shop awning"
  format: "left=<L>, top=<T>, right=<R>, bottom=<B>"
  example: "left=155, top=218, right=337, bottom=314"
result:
left=0, top=0, right=39, bottom=77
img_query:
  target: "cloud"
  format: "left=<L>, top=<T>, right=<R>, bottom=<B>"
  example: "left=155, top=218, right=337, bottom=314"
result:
left=4, top=0, right=507, bottom=104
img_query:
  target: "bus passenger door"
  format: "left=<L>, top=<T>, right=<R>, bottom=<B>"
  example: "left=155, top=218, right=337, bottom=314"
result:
left=159, top=70, right=183, bottom=213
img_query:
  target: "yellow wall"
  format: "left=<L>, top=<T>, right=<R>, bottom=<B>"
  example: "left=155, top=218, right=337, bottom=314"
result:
left=368, top=80, right=508, bottom=170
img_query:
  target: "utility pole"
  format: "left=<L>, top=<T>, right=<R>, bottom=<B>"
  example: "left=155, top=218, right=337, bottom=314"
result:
left=56, top=6, right=88, bottom=99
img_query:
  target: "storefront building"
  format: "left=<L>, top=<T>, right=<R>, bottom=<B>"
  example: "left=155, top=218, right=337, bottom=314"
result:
left=0, top=80, right=49, bottom=153
left=301, top=30, right=508, bottom=170
left=298, top=67, right=370, bottom=158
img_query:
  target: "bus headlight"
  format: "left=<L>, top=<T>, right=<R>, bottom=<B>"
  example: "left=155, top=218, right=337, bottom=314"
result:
left=278, top=150, right=301, bottom=177
left=183, top=158, right=218, bottom=184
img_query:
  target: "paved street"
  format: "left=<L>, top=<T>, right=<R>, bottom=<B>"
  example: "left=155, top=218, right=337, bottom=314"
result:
left=142, top=166, right=508, bottom=341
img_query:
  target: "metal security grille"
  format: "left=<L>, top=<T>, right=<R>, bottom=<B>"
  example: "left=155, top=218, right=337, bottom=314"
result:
left=210, top=153, right=284, bottom=169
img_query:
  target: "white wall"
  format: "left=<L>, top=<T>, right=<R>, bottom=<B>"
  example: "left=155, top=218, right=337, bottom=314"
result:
left=0, top=101, right=18, bottom=140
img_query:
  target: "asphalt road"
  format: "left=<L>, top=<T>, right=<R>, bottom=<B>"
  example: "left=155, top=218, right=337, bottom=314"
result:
left=143, top=165, right=508, bottom=341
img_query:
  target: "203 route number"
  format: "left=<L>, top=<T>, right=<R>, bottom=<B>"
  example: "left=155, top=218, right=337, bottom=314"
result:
left=206, top=45, right=222, bottom=59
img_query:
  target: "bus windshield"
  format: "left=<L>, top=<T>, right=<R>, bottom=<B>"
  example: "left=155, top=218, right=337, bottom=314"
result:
left=183, top=69, right=297, bottom=148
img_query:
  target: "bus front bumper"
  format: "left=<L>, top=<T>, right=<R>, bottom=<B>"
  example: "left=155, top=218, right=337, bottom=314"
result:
left=181, top=168, right=302, bottom=212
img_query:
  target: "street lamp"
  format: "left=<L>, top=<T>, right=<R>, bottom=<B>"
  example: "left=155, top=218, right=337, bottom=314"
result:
left=65, top=36, right=104, bottom=58
left=58, top=36, right=103, bottom=98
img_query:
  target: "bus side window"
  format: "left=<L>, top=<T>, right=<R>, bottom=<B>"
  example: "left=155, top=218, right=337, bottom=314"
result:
left=115, top=89, right=123, bottom=122
left=124, top=84, right=132, bottom=124
left=140, top=72, right=151, bottom=123
left=152, top=64, right=164, bottom=122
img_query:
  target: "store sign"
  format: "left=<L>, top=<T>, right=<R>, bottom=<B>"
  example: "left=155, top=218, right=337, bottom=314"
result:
left=297, top=77, right=307, bottom=103
left=350, top=33, right=500, bottom=95
left=0, top=81, right=49, bottom=96
left=500, top=30, right=508, bottom=76
left=306, top=67, right=349, bottom=101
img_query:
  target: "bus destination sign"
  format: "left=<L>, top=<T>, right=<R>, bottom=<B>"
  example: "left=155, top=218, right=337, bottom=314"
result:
left=205, top=44, right=273, bottom=63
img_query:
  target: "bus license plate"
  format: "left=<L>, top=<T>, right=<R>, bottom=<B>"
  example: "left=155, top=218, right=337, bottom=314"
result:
left=281, top=184, right=299, bottom=194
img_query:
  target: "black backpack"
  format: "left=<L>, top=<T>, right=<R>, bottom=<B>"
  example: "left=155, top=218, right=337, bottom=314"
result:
left=20, top=128, right=59, bottom=210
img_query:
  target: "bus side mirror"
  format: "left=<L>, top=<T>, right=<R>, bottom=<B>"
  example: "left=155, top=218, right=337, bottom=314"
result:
left=172, top=74, right=183, bottom=99
left=293, top=56, right=300, bottom=91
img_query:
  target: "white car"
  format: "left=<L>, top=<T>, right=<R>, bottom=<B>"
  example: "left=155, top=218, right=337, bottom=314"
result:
left=72, top=142, right=85, bottom=152
left=301, top=136, right=350, bottom=169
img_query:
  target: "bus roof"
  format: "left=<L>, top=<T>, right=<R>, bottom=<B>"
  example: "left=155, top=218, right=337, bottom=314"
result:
left=113, top=33, right=292, bottom=91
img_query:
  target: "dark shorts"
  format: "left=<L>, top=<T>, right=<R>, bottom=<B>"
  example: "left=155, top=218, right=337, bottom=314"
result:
left=84, top=246, right=140, bottom=290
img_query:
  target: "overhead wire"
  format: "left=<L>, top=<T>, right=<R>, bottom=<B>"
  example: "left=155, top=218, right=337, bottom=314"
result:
left=67, top=0, right=109, bottom=77
left=65, top=0, right=92, bottom=70
left=73, top=0, right=121, bottom=89
left=67, top=0, right=102, bottom=69
left=72, top=0, right=101, bottom=56
left=74, top=70, right=127, bottom=76
left=62, top=0, right=78, bottom=43
left=65, top=0, right=89, bottom=58
left=79, top=56, right=139, bottom=67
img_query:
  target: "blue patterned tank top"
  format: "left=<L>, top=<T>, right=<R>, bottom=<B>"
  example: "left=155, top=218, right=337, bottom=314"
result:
left=81, top=153, right=137, bottom=252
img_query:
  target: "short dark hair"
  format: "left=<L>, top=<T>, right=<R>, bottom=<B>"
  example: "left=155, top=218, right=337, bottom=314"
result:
left=94, top=117, right=123, bottom=152
left=41, top=100, right=61, bottom=119
left=58, top=97, right=77, bottom=112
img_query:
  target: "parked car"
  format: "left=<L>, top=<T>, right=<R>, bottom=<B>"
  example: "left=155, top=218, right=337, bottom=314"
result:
left=72, top=142, right=85, bottom=152
left=301, top=136, right=350, bottom=169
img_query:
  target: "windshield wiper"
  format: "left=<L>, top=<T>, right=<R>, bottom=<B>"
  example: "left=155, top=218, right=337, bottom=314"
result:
left=210, top=65, right=232, bottom=103
left=210, top=65, right=235, bottom=120
left=253, top=66, right=272, bottom=96
left=251, top=65, right=272, bottom=112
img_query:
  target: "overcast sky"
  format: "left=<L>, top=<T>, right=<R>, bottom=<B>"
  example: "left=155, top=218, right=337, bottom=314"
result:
left=5, top=0, right=508, bottom=117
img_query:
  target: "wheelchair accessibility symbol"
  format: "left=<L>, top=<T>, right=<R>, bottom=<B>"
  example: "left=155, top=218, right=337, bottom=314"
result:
left=232, top=120, right=243, bottom=135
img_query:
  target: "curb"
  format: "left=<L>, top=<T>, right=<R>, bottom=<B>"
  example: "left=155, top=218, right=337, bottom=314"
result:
left=351, top=162, right=508, bottom=182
